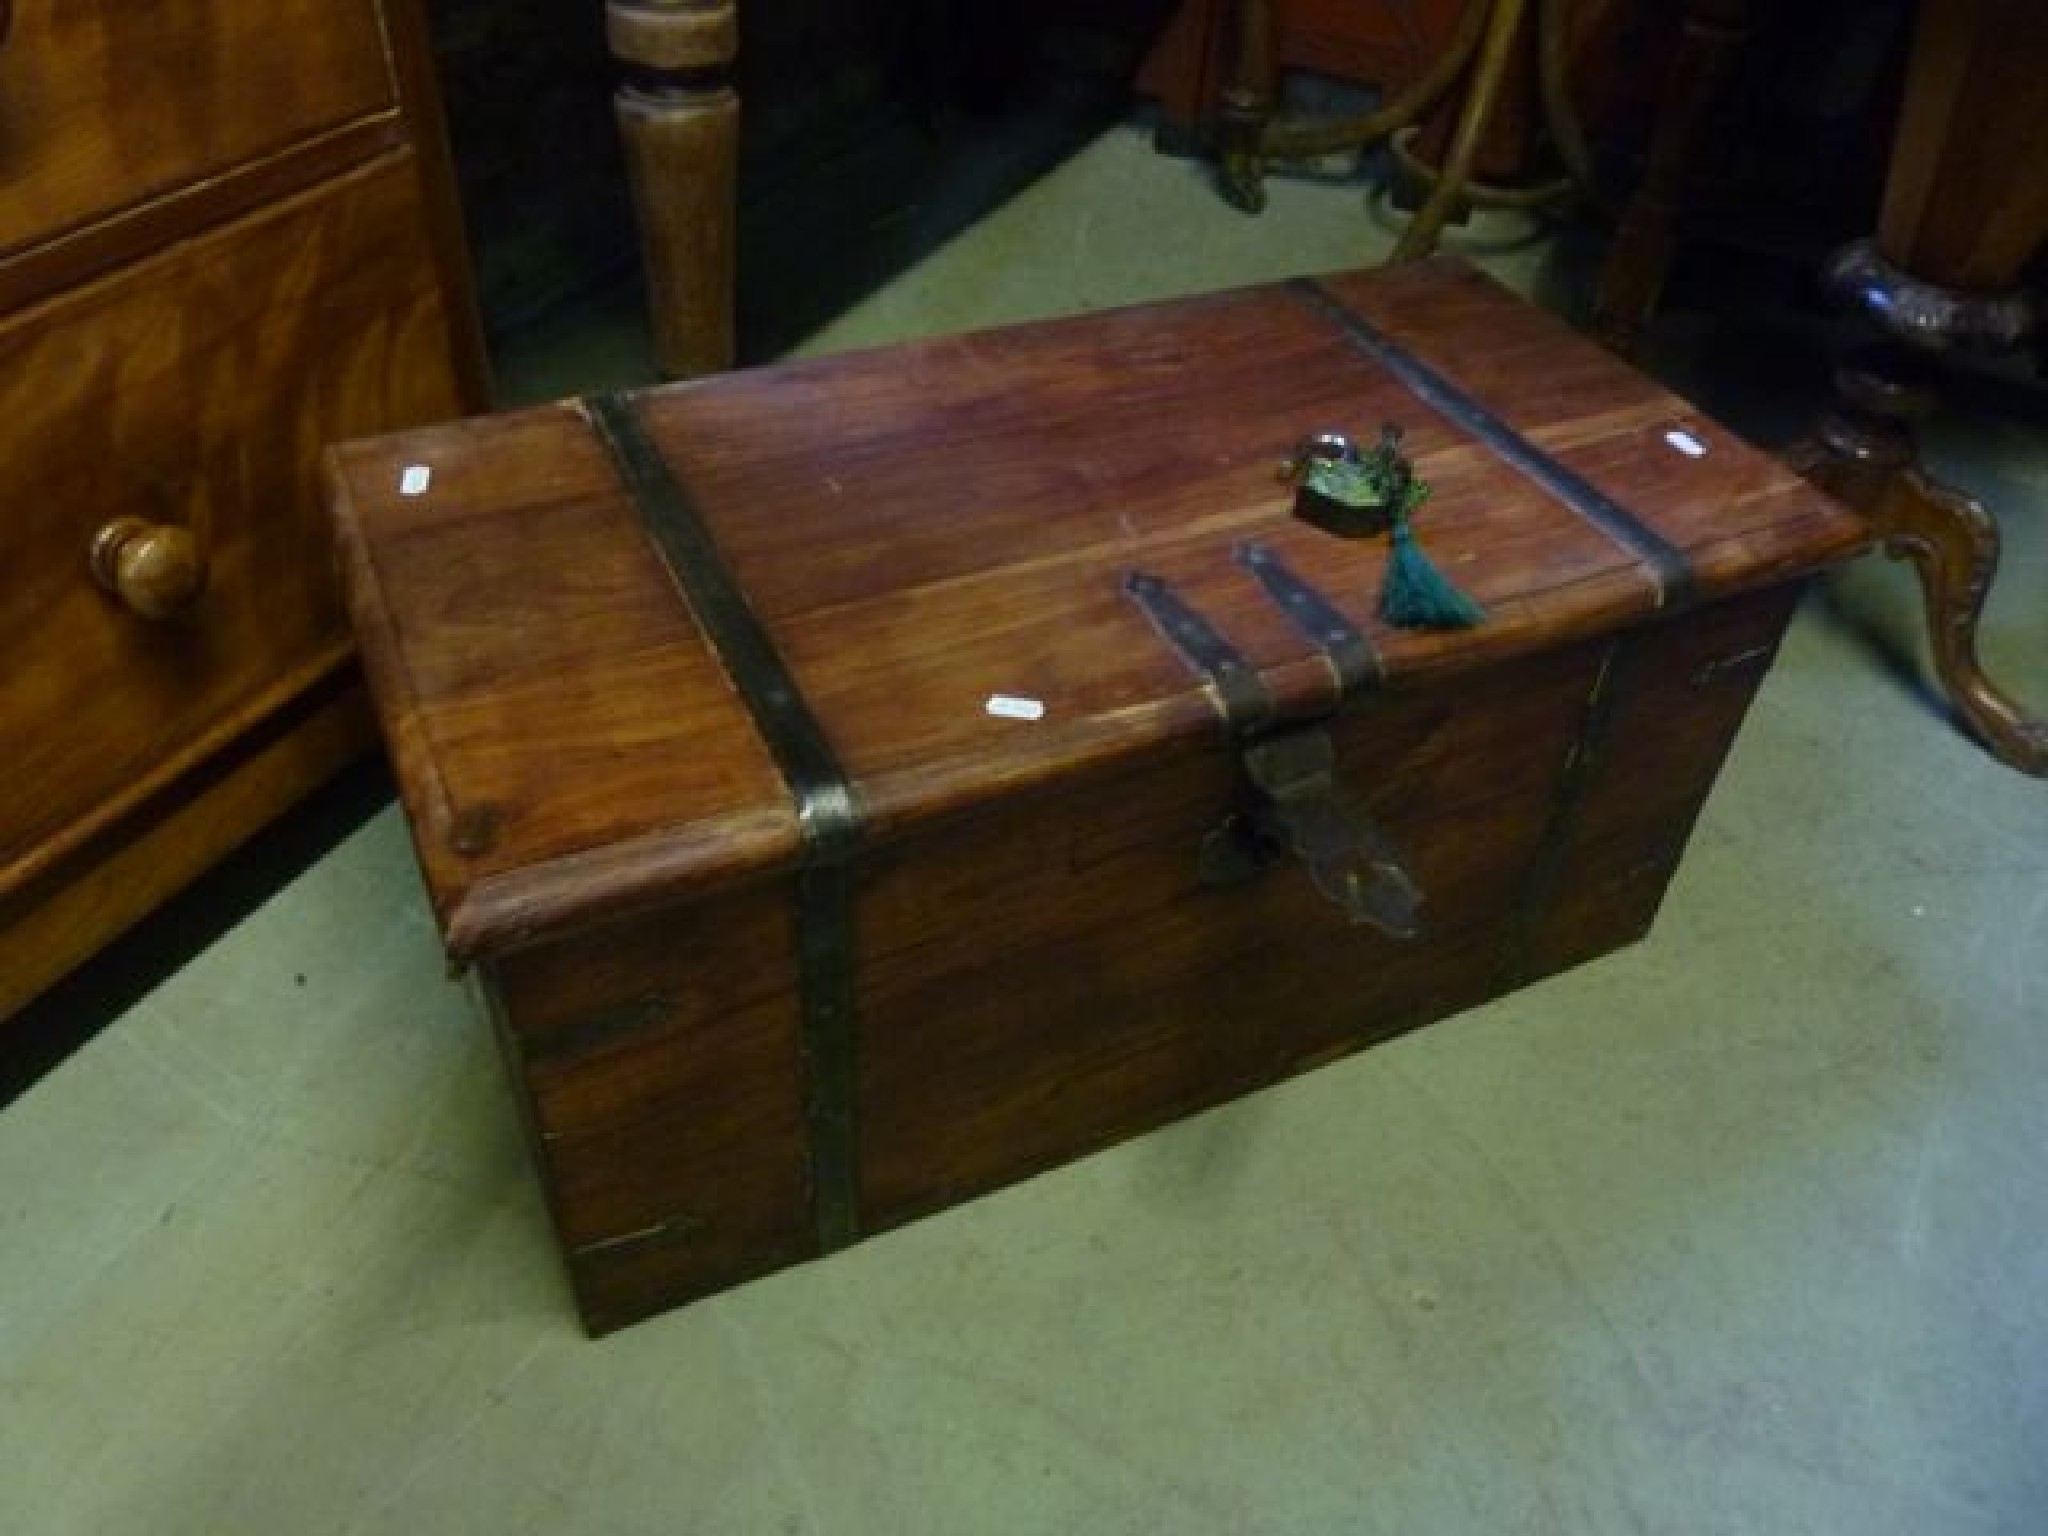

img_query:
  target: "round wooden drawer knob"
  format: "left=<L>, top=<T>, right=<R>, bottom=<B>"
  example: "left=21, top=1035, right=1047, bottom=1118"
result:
left=89, top=517, right=207, bottom=620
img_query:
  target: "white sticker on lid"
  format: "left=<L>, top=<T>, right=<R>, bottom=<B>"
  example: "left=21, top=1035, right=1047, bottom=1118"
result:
left=1664, top=428, right=1707, bottom=458
left=400, top=465, right=433, bottom=495
left=985, top=694, right=1046, bottom=722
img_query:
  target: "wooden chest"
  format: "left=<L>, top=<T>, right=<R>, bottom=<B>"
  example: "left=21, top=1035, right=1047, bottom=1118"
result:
left=329, top=258, right=1865, bottom=1334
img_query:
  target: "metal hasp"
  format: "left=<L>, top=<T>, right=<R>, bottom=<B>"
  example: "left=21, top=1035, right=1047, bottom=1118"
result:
left=1201, top=728, right=1423, bottom=939
left=1124, top=566, right=1421, bottom=936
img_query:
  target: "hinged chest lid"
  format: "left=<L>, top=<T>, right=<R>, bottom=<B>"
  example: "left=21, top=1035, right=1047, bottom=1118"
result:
left=329, top=258, right=1866, bottom=961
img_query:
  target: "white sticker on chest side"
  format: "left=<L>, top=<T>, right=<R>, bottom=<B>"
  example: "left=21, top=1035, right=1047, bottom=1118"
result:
left=985, top=694, right=1046, bottom=722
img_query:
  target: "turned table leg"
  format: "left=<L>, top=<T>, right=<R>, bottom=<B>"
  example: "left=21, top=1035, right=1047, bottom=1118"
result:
left=1798, top=0, right=2048, bottom=775
left=608, top=0, right=738, bottom=378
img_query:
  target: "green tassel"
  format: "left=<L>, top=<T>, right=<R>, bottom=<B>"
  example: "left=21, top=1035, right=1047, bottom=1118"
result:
left=1380, top=483, right=1485, bottom=632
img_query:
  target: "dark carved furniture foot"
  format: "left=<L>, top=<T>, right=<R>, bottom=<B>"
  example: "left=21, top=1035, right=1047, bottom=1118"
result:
left=1798, top=342, right=2048, bottom=777
left=1877, top=469, right=2048, bottom=776
left=1792, top=0, right=2048, bottom=775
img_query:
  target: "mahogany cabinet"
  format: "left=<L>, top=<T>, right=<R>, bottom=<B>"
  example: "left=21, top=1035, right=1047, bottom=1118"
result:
left=0, top=0, right=487, bottom=1020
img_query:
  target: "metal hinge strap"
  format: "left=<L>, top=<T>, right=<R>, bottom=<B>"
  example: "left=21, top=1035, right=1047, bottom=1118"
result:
left=1122, top=568, right=1276, bottom=736
left=1234, top=540, right=1382, bottom=698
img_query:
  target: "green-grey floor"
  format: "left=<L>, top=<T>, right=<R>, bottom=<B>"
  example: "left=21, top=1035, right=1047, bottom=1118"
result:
left=6, top=123, right=2047, bottom=1534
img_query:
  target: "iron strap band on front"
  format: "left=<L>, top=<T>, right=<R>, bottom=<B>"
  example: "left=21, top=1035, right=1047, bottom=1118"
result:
left=583, top=392, right=864, bottom=1256
left=1285, top=276, right=1699, bottom=610
left=1492, top=633, right=1639, bottom=989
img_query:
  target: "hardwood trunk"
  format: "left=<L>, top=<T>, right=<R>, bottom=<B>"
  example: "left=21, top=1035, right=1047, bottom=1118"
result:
left=329, top=257, right=1865, bottom=1333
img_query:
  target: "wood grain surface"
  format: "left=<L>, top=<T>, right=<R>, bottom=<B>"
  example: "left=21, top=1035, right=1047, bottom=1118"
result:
left=331, top=256, right=1867, bottom=1331
left=1, top=156, right=463, bottom=903
left=0, top=0, right=485, bottom=1026
left=0, top=0, right=395, bottom=260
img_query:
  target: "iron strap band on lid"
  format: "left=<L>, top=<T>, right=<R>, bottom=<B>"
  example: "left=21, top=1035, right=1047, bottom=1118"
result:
left=583, top=392, right=864, bottom=1256
left=1285, top=276, right=1699, bottom=610
left=1123, top=569, right=1277, bottom=736
left=1234, top=541, right=1384, bottom=697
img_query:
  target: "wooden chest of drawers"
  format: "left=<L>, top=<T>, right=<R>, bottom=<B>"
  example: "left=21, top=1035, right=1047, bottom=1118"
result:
left=0, top=0, right=486, bottom=1020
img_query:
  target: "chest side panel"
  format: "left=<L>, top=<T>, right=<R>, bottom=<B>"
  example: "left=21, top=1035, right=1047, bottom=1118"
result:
left=482, top=880, right=808, bottom=1334
left=1501, top=582, right=1807, bottom=985
left=473, top=575, right=1811, bottom=1330
left=850, top=634, right=1604, bottom=1228
left=850, top=581, right=1806, bottom=1232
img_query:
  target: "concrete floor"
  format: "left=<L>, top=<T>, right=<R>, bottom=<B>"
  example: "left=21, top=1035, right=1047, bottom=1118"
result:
left=5, top=124, right=2047, bottom=1534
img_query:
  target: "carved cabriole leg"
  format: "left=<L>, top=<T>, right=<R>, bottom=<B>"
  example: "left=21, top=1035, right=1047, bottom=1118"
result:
left=1796, top=0, right=2048, bottom=776
left=1799, top=341, right=2047, bottom=777
left=608, top=0, right=738, bottom=378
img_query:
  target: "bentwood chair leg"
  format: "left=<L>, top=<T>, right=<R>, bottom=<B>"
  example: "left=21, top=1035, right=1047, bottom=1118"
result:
left=1388, top=0, right=1530, bottom=262
left=1218, top=0, right=1277, bottom=212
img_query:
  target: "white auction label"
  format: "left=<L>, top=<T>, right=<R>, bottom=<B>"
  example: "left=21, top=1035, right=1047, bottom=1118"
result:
left=400, top=465, right=433, bottom=495
left=1663, top=428, right=1707, bottom=458
left=985, top=694, right=1046, bottom=722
